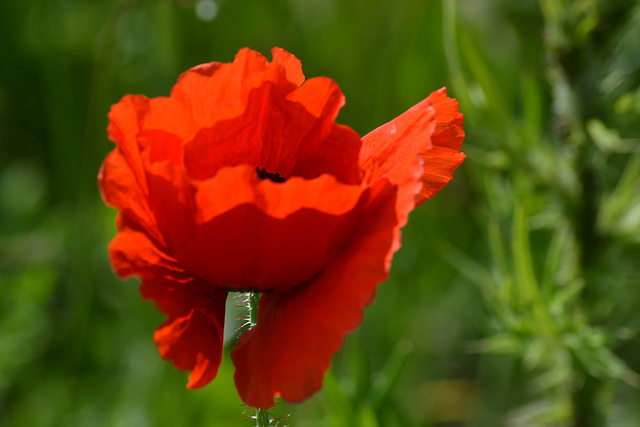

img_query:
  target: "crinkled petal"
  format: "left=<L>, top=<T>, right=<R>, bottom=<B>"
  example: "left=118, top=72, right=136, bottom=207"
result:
left=108, top=216, right=191, bottom=282
left=231, top=180, right=399, bottom=408
left=153, top=307, right=225, bottom=389
left=191, top=165, right=364, bottom=222
left=360, top=97, right=437, bottom=227
left=99, top=149, right=149, bottom=222
left=270, top=47, right=305, bottom=87
left=171, top=48, right=269, bottom=125
left=285, top=77, right=361, bottom=183
left=183, top=71, right=361, bottom=185
left=416, top=88, right=466, bottom=204
left=106, top=94, right=150, bottom=191
left=143, top=96, right=193, bottom=142
left=141, top=278, right=228, bottom=389
left=144, top=162, right=366, bottom=292
left=99, top=149, right=163, bottom=244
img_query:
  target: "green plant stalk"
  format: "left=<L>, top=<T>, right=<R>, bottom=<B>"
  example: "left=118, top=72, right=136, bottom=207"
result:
left=571, top=374, right=614, bottom=427
left=249, top=292, right=260, bottom=327
left=540, top=1, right=613, bottom=425
left=247, top=292, right=271, bottom=427
left=550, top=52, right=608, bottom=427
left=255, top=407, right=271, bottom=427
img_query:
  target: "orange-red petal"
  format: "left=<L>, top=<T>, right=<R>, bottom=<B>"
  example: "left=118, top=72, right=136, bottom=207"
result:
left=285, top=77, right=362, bottom=183
left=99, top=148, right=166, bottom=246
left=171, top=48, right=268, bottom=125
left=360, top=97, right=436, bottom=227
left=270, top=47, right=305, bottom=87
left=108, top=216, right=190, bottom=282
left=183, top=72, right=361, bottom=185
left=141, top=278, right=228, bottom=389
left=106, top=94, right=151, bottom=191
left=143, top=96, right=193, bottom=142
left=191, top=165, right=364, bottom=222
left=144, top=162, right=366, bottom=292
left=231, top=179, right=399, bottom=408
left=416, top=88, right=465, bottom=204
left=99, top=150, right=150, bottom=223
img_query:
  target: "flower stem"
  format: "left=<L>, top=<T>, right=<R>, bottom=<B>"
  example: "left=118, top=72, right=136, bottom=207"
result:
left=248, top=292, right=260, bottom=327
left=571, top=374, right=611, bottom=427
left=246, top=292, right=271, bottom=426
left=255, top=408, right=271, bottom=427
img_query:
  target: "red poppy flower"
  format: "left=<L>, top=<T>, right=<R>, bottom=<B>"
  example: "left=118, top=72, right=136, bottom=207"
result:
left=98, top=47, right=465, bottom=409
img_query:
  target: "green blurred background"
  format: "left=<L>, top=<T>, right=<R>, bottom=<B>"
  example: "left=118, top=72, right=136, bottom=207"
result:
left=2, top=0, right=640, bottom=426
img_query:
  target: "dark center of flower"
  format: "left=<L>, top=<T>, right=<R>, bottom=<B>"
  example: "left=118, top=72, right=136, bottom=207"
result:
left=256, top=166, right=286, bottom=183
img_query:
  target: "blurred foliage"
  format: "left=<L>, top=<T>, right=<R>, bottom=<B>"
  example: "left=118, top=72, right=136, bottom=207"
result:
left=1, top=0, right=639, bottom=426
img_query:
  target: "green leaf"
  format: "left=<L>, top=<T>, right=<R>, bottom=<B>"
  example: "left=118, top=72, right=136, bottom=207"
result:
left=586, top=119, right=623, bottom=154
left=323, top=370, right=357, bottom=427
left=511, top=206, right=539, bottom=307
left=370, top=340, right=412, bottom=409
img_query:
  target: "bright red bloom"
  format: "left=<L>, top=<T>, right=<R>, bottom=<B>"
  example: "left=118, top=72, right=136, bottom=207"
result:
left=98, top=47, right=465, bottom=408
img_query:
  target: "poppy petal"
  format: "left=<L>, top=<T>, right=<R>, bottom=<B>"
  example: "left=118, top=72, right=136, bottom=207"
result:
left=183, top=74, right=361, bottom=184
left=108, top=216, right=190, bottom=282
left=191, top=165, right=364, bottom=222
left=231, top=180, right=399, bottom=408
left=286, top=77, right=361, bottom=184
left=171, top=48, right=269, bottom=125
left=145, top=162, right=366, bottom=292
left=416, top=88, right=465, bottom=204
left=107, top=94, right=150, bottom=191
left=139, top=129, right=184, bottom=166
left=360, top=98, right=437, bottom=226
left=141, top=278, right=228, bottom=389
left=270, top=47, right=305, bottom=87
left=153, top=305, right=226, bottom=389
left=99, top=149, right=151, bottom=225
left=143, top=96, right=193, bottom=142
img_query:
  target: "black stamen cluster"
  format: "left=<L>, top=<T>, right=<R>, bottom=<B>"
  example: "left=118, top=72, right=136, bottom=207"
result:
left=256, top=166, right=286, bottom=183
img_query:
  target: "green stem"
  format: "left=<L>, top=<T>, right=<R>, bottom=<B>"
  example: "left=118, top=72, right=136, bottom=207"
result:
left=246, top=293, right=271, bottom=426
left=249, top=292, right=260, bottom=327
left=540, top=2, right=609, bottom=426
left=571, top=374, right=612, bottom=427
left=255, top=407, right=271, bottom=427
